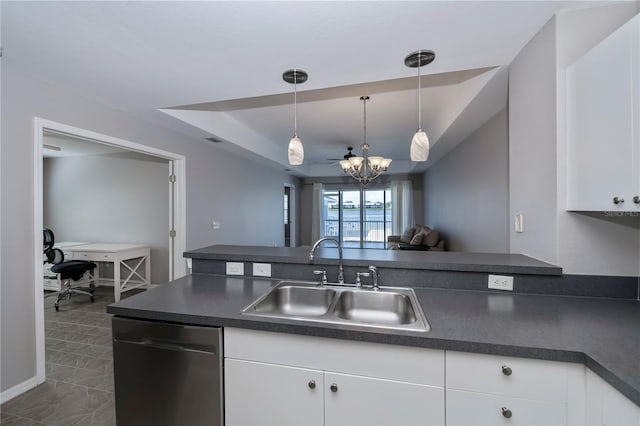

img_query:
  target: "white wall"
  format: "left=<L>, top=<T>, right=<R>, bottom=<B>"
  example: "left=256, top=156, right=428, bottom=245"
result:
left=423, top=108, right=509, bottom=253
left=509, top=17, right=559, bottom=264
left=44, top=154, right=170, bottom=284
left=509, top=3, right=640, bottom=275
left=0, top=59, right=298, bottom=394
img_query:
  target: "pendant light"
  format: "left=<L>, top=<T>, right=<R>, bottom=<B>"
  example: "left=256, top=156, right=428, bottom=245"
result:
left=405, top=50, right=435, bottom=162
left=339, top=96, right=392, bottom=185
left=283, top=69, right=308, bottom=165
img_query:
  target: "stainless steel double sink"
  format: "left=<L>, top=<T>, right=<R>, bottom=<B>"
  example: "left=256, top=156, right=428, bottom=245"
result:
left=242, top=281, right=430, bottom=332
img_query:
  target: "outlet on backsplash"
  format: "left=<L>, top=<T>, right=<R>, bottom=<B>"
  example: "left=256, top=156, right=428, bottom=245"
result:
left=488, top=274, right=514, bottom=291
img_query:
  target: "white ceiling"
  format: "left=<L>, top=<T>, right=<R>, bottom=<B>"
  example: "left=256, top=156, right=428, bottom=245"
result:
left=3, top=1, right=612, bottom=177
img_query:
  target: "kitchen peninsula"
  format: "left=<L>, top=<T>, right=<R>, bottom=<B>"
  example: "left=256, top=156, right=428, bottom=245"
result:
left=108, top=245, right=640, bottom=425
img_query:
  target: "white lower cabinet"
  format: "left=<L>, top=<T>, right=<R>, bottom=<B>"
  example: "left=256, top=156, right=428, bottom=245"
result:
left=224, top=328, right=445, bottom=426
left=225, top=359, right=444, bottom=426
left=225, top=359, right=323, bottom=426
left=223, top=329, right=639, bottom=426
left=585, top=369, right=640, bottom=426
left=446, top=351, right=585, bottom=426
left=447, top=389, right=566, bottom=426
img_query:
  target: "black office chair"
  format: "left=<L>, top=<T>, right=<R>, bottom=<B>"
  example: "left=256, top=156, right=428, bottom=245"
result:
left=43, top=228, right=96, bottom=311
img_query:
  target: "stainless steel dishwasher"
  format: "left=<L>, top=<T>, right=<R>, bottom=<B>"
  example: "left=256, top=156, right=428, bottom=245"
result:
left=112, top=317, right=223, bottom=426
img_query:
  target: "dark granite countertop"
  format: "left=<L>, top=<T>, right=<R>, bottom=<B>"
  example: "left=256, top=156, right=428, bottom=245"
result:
left=184, top=245, right=563, bottom=275
left=107, top=273, right=639, bottom=405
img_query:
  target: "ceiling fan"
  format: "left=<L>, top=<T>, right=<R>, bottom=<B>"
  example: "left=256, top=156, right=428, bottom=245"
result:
left=326, top=147, right=355, bottom=164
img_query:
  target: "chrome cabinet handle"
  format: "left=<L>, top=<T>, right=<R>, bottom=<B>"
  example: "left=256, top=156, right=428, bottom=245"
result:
left=502, top=407, right=512, bottom=419
left=330, top=383, right=338, bottom=393
left=633, top=196, right=640, bottom=204
left=613, top=197, right=625, bottom=205
left=308, top=380, right=316, bottom=389
left=501, top=365, right=512, bottom=376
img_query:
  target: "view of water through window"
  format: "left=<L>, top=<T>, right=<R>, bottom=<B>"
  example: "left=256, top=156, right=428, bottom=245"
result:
left=323, top=189, right=392, bottom=249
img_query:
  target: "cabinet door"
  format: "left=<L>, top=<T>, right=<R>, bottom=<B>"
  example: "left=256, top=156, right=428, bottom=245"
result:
left=225, top=359, right=323, bottom=426
left=585, top=370, right=640, bottom=426
left=324, top=372, right=444, bottom=426
left=567, top=16, right=635, bottom=211
left=447, top=389, right=566, bottom=426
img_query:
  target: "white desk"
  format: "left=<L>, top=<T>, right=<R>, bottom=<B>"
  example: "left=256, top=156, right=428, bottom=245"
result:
left=66, top=243, right=151, bottom=302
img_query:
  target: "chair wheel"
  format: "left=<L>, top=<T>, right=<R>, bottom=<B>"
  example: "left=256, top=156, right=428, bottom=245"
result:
left=55, top=302, right=59, bottom=312
left=90, top=296, right=94, bottom=303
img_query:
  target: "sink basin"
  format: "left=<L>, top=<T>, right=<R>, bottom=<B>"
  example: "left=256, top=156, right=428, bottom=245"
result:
left=250, top=285, right=336, bottom=317
left=242, top=281, right=430, bottom=332
left=333, top=290, right=417, bottom=325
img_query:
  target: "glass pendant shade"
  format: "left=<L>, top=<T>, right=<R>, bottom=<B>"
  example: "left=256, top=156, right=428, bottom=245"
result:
left=288, top=135, right=304, bottom=165
left=380, top=158, right=392, bottom=170
left=283, top=69, right=308, bottom=166
left=410, top=130, right=430, bottom=162
left=368, top=156, right=384, bottom=169
left=405, top=50, right=435, bottom=163
left=339, top=159, right=351, bottom=172
left=349, top=156, right=364, bottom=171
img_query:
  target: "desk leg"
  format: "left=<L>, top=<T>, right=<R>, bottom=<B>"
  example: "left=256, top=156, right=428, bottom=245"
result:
left=114, top=256, right=121, bottom=302
left=95, top=263, right=100, bottom=288
left=145, top=250, right=151, bottom=289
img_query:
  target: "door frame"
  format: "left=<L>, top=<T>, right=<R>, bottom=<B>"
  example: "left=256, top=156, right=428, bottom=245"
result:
left=33, top=117, right=187, bottom=384
left=284, top=182, right=296, bottom=247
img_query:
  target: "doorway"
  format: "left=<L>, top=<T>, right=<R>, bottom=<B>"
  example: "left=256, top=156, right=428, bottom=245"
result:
left=33, top=118, right=187, bottom=385
left=283, top=183, right=296, bottom=247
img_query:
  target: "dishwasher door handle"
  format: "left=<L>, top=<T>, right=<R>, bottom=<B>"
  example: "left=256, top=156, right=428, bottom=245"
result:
left=116, top=338, right=218, bottom=355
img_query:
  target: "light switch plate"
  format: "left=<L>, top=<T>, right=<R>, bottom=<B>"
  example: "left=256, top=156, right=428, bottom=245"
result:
left=253, top=263, right=271, bottom=277
left=514, top=213, right=524, bottom=233
left=226, top=262, right=244, bottom=276
left=488, top=274, right=514, bottom=291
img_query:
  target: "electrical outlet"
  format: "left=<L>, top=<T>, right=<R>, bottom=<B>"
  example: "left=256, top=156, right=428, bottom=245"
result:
left=226, top=262, right=244, bottom=276
left=212, top=221, right=221, bottom=230
left=253, top=263, right=271, bottom=277
left=488, top=274, right=514, bottom=291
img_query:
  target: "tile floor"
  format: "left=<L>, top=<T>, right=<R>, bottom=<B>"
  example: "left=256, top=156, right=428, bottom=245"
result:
left=1, top=287, right=141, bottom=426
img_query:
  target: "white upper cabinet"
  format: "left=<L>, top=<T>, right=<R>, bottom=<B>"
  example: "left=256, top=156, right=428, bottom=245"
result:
left=566, top=14, right=640, bottom=212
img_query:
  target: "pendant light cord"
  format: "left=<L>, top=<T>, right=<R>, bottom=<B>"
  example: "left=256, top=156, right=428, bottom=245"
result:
left=294, top=70, right=298, bottom=137
left=417, top=50, right=422, bottom=130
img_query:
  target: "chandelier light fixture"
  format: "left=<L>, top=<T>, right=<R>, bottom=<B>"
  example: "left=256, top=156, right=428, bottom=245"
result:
left=405, top=49, right=435, bottom=162
left=283, top=69, right=308, bottom=165
left=339, top=96, right=392, bottom=185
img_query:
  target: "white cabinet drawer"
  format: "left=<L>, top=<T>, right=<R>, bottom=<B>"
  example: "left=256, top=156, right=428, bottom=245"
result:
left=447, top=389, right=566, bottom=426
left=225, top=327, right=444, bottom=386
left=325, top=371, right=444, bottom=426
left=74, top=251, right=116, bottom=262
left=446, top=351, right=569, bottom=403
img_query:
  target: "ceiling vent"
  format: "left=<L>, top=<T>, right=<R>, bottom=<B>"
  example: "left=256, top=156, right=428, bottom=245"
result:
left=205, top=136, right=224, bottom=144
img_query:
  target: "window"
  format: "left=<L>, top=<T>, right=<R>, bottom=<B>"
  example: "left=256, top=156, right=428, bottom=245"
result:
left=322, top=189, right=392, bottom=249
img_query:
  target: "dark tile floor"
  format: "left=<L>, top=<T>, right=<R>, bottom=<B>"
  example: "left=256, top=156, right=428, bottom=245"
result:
left=1, top=287, right=141, bottom=426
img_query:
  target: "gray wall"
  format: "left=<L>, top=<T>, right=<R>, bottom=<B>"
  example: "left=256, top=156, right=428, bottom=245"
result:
left=509, top=16, right=559, bottom=265
left=299, top=174, right=424, bottom=246
left=509, top=3, right=640, bottom=275
left=1, top=59, right=298, bottom=393
left=423, top=108, right=509, bottom=253
left=44, top=154, right=170, bottom=284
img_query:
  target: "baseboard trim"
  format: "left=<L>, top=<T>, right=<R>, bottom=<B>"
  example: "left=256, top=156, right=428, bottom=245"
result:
left=1, top=376, right=37, bottom=404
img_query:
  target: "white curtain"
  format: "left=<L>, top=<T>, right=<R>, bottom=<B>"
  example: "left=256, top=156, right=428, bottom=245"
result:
left=391, top=180, right=414, bottom=235
left=311, top=183, right=324, bottom=243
